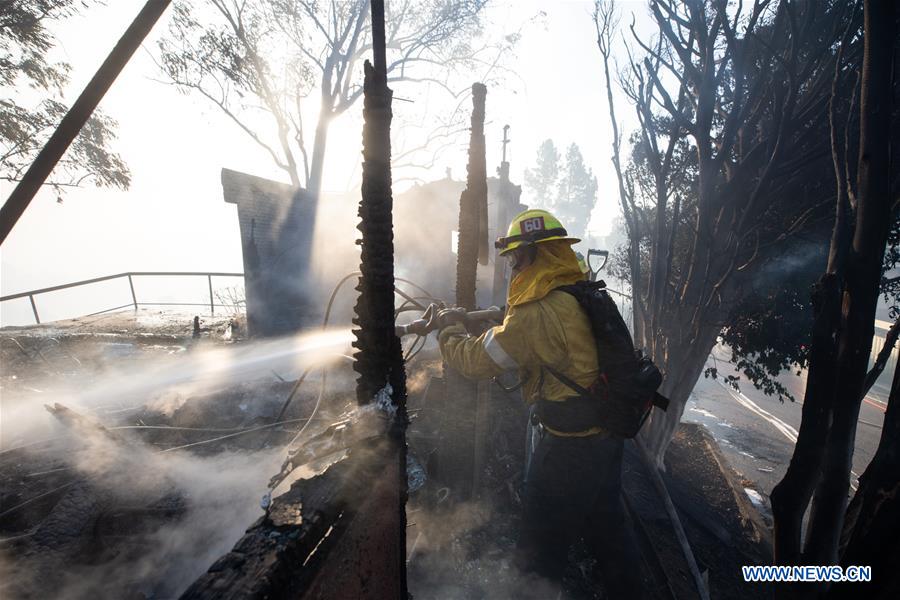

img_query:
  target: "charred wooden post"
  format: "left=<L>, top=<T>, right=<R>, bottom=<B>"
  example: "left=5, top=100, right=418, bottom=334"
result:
left=434, top=84, right=489, bottom=501
left=348, top=0, right=408, bottom=594
left=455, top=83, right=488, bottom=311
left=491, top=125, right=525, bottom=307
left=352, top=2, right=407, bottom=416
left=180, top=3, right=407, bottom=598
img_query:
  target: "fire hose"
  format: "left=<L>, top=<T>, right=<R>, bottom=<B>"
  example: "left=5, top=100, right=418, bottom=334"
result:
left=395, top=306, right=505, bottom=338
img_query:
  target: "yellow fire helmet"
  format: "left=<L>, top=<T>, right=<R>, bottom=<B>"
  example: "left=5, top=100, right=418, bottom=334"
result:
left=494, top=209, right=580, bottom=255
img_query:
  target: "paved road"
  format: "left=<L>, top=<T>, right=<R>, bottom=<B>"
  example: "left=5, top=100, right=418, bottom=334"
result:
left=684, top=344, right=888, bottom=519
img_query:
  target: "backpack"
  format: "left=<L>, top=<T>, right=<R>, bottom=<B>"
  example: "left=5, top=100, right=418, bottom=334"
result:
left=543, top=279, right=668, bottom=438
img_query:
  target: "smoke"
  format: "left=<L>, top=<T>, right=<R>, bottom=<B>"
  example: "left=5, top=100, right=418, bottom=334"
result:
left=1, top=422, right=281, bottom=599
left=0, top=328, right=353, bottom=450
left=407, top=498, right=565, bottom=599
left=305, top=180, right=499, bottom=330
left=132, top=450, right=282, bottom=596
left=405, top=356, right=441, bottom=396
left=751, top=240, right=827, bottom=290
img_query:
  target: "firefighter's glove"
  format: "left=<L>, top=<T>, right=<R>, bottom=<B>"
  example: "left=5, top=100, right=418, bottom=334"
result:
left=424, top=306, right=467, bottom=332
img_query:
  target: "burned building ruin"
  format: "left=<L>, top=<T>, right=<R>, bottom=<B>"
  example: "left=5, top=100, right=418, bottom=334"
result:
left=222, top=168, right=318, bottom=337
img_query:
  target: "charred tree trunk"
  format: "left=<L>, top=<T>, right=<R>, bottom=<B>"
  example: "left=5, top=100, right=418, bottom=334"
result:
left=771, top=0, right=896, bottom=583
left=456, top=83, right=487, bottom=311
left=770, top=275, right=843, bottom=570
left=804, top=0, right=896, bottom=567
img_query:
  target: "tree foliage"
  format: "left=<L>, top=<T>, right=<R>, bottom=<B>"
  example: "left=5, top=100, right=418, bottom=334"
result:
left=0, top=0, right=130, bottom=194
left=523, top=138, right=597, bottom=239
left=557, top=144, right=597, bottom=240
left=523, top=138, right=559, bottom=204
left=880, top=215, right=900, bottom=318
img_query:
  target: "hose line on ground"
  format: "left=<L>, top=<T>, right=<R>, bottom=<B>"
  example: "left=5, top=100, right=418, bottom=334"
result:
left=277, top=273, right=440, bottom=444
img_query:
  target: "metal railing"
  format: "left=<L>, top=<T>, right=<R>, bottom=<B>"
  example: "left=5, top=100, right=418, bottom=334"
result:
left=0, top=271, right=244, bottom=325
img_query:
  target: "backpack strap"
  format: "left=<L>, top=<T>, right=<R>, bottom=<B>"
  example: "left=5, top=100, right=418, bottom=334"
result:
left=550, top=364, right=669, bottom=409
left=544, top=280, right=608, bottom=401
left=652, top=391, right=670, bottom=411
left=544, top=365, right=593, bottom=398
left=553, top=279, right=607, bottom=298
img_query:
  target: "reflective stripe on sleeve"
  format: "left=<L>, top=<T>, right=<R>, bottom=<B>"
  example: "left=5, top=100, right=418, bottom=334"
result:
left=483, top=327, right=518, bottom=370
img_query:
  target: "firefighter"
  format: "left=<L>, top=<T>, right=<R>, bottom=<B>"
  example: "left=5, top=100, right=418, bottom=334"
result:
left=430, top=209, right=644, bottom=598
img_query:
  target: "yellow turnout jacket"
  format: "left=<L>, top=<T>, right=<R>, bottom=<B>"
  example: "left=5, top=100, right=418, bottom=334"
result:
left=438, top=241, right=604, bottom=437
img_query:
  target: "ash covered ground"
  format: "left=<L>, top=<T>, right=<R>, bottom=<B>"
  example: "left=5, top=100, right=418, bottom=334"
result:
left=0, top=310, right=357, bottom=599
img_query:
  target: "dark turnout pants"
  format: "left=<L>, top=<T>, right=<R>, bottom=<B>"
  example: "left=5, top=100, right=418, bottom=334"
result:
left=518, top=433, right=644, bottom=598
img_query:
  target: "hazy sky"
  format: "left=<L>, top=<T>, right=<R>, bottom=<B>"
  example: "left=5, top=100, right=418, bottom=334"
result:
left=0, top=0, right=650, bottom=325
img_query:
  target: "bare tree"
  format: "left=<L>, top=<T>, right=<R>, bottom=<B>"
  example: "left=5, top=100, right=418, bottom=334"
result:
left=595, top=0, right=861, bottom=466
left=157, top=0, right=507, bottom=195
